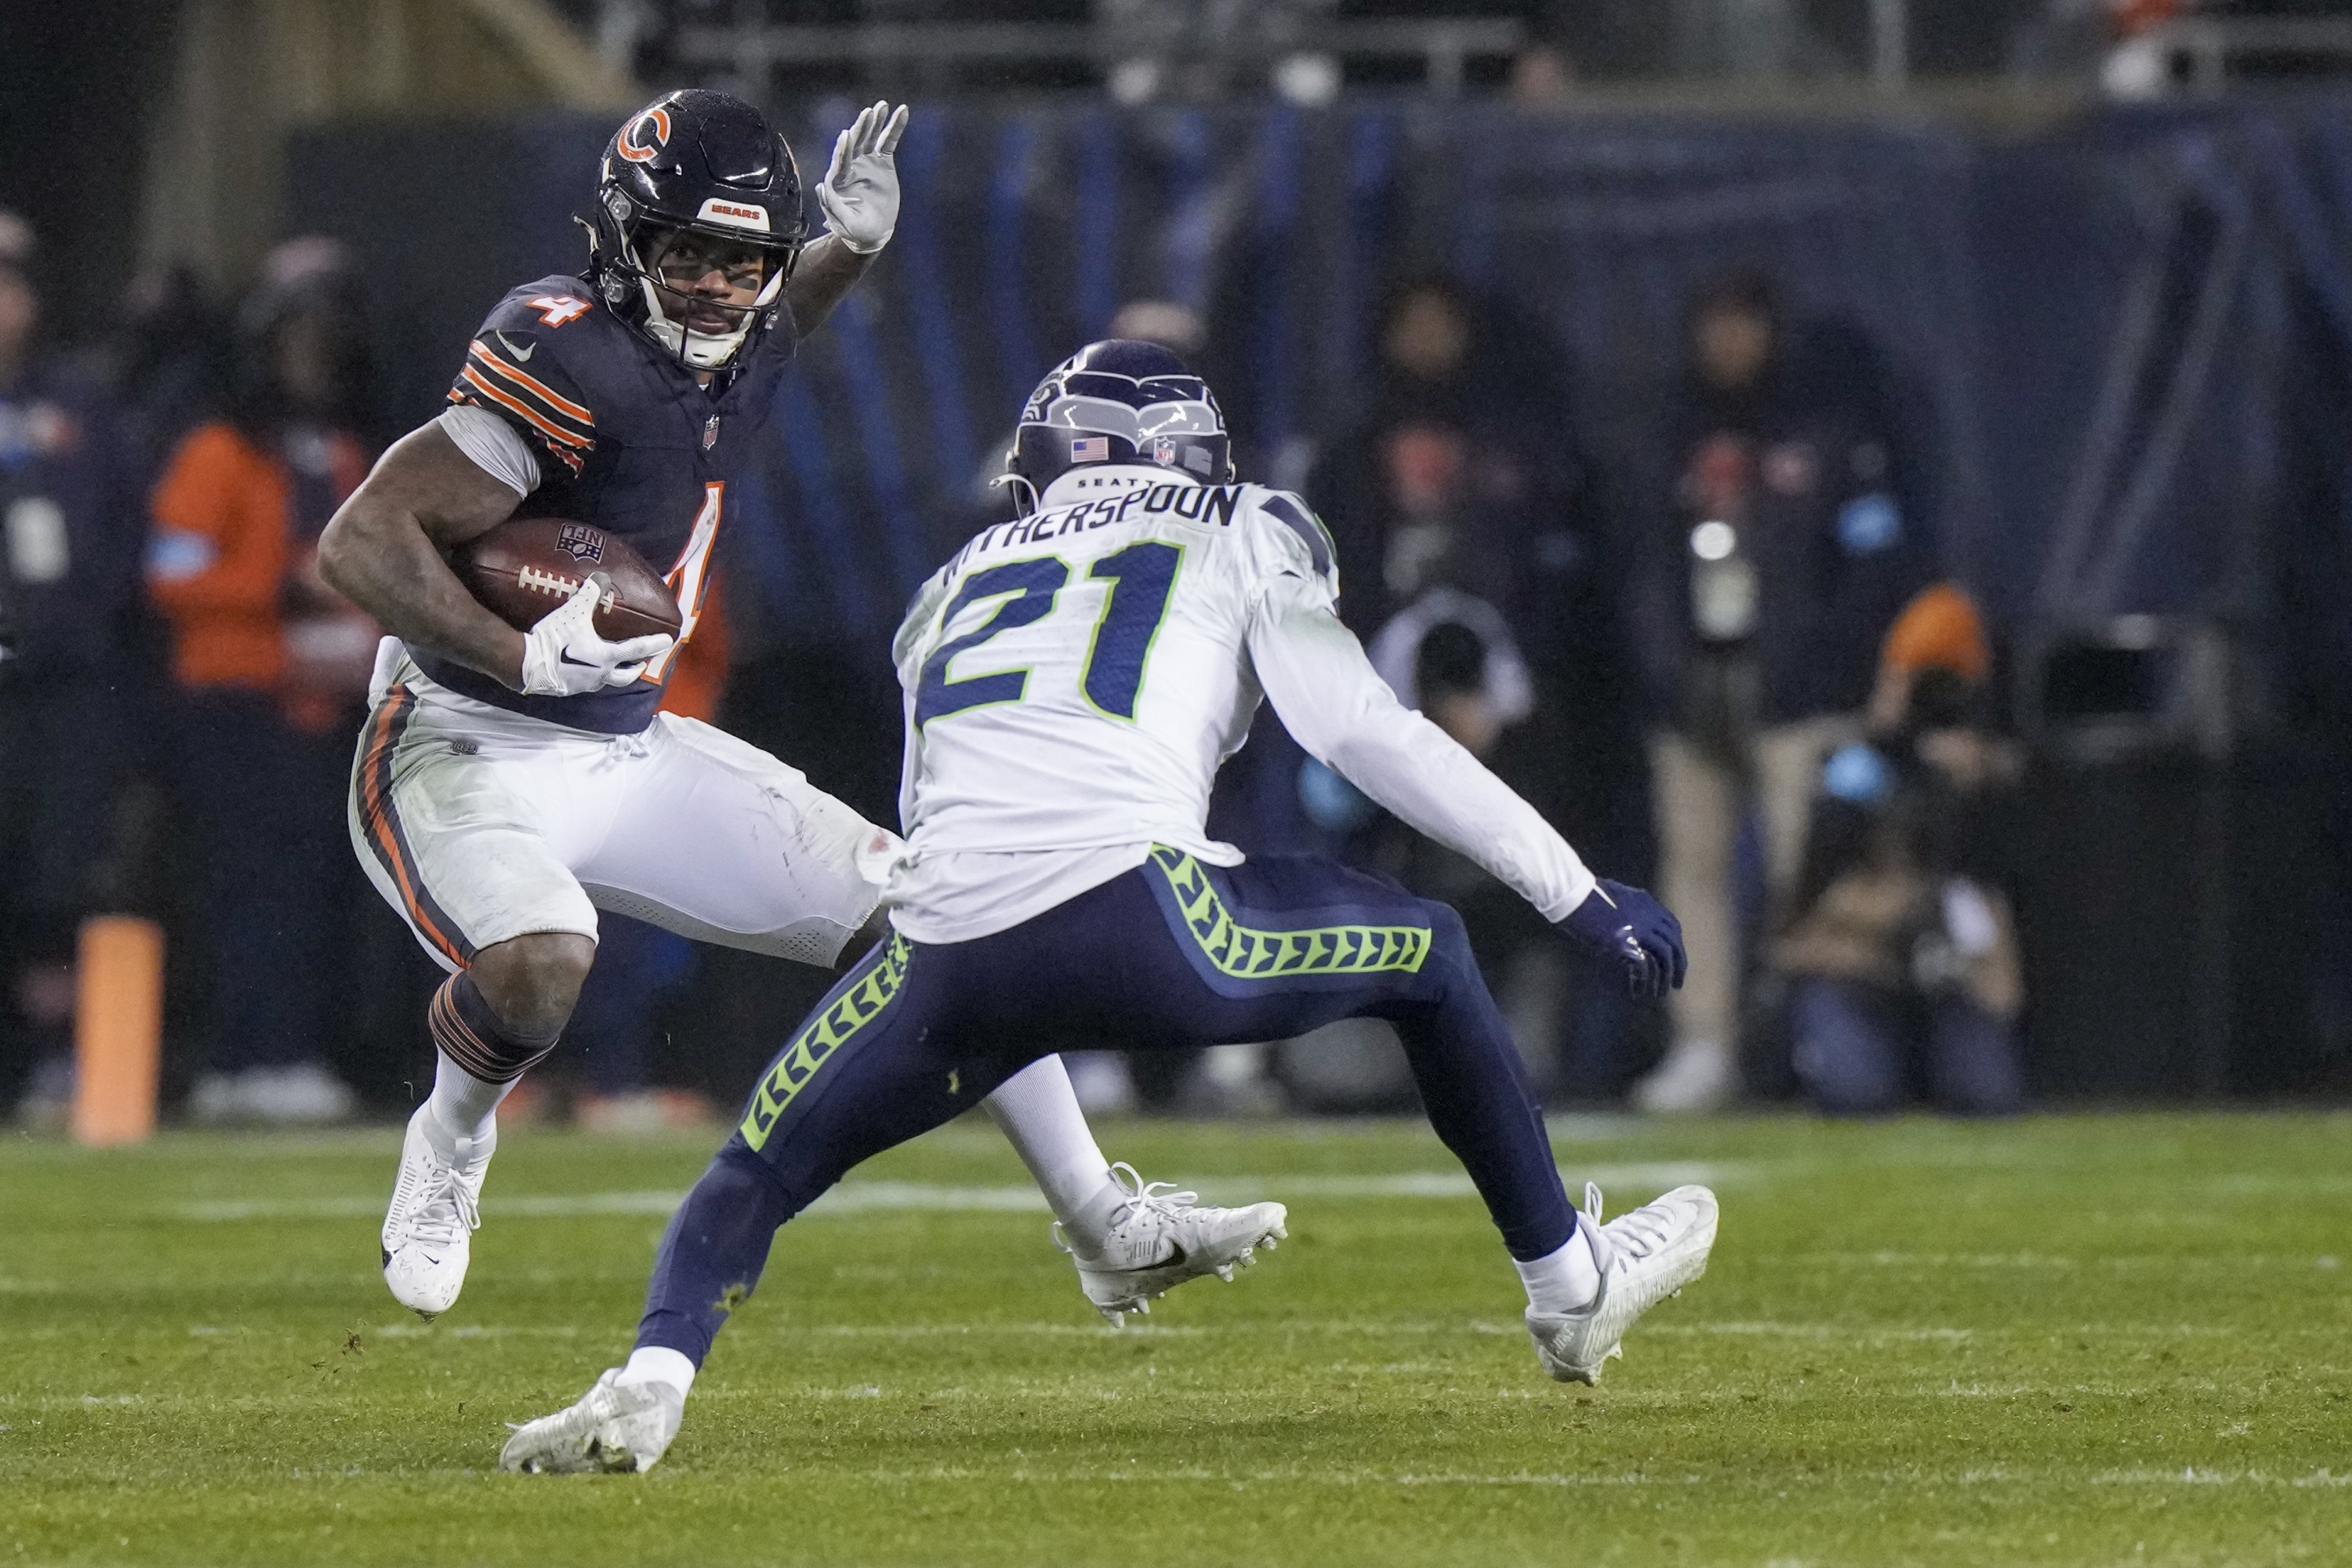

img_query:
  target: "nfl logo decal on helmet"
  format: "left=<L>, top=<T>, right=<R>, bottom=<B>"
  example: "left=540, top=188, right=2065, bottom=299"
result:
left=588, top=89, right=809, bottom=372
left=1000, top=340, right=1232, bottom=515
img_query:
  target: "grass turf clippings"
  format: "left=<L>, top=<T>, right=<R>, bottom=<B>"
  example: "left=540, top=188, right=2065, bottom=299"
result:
left=4, top=1112, right=2349, bottom=1566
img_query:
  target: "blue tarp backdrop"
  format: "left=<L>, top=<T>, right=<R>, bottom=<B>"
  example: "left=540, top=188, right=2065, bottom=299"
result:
left=291, top=93, right=2352, bottom=1094
left=294, top=94, right=2352, bottom=706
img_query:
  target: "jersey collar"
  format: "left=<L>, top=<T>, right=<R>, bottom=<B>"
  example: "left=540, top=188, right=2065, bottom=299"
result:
left=1035, top=464, right=1206, bottom=510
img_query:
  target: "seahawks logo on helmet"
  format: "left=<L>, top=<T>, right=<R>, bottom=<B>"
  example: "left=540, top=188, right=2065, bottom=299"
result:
left=1000, top=340, right=1232, bottom=516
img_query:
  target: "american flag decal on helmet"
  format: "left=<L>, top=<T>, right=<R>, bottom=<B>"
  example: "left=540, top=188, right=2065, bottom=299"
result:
left=1070, top=437, right=1110, bottom=463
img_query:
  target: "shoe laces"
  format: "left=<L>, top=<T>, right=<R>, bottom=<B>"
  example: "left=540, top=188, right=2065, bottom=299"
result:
left=1594, top=1184, right=1679, bottom=1261
left=1105, top=1161, right=1201, bottom=1228
left=1050, top=1161, right=1202, bottom=1259
left=396, top=1150, right=482, bottom=1251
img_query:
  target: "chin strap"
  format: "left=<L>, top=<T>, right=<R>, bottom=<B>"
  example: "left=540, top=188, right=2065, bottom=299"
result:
left=990, top=470, right=1040, bottom=517
left=619, top=234, right=791, bottom=371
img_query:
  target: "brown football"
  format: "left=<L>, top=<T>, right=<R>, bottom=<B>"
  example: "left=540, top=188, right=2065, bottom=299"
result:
left=449, top=517, right=682, bottom=642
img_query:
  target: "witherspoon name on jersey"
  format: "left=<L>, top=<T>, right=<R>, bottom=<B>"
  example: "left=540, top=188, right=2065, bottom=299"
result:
left=891, top=477, right=1337, bottom=869
left=953, top=481, right=1254, bottom=566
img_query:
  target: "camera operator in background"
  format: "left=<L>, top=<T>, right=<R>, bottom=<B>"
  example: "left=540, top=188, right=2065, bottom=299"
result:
left=1628, top=270, right=1935, bottom=1112
left=1300, top=278, right=1648, bottom=1098
left=0, top=212, right=146, bottom=1126
left=1773, top=583, right=2027, bottom=1117
left=144, top=239, right=379, bottom=1125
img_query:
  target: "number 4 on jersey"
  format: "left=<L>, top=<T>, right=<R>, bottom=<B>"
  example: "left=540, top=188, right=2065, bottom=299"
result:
left=915, top=543, right=1183, bottom=728
left=527, top=294, right=592, bottom=328
left=641, top=481, right=723, bottom=682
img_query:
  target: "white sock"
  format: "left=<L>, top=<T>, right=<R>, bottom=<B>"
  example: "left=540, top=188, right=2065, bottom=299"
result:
left=421, top=1049, right=511, bottom=1160
left=616, top=1345, right=696, bottom=1398
left=982, top=1054, right=1125, bottom=1253
left=1515, top=1224, right=1602, bottom=1315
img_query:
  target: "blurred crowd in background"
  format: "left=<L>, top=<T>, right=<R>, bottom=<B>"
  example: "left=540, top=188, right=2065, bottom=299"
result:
left=0, top=185, right=2048, bottom=1131
left=5, top=0, right=2350, bottom=1132
left=586, top=0, right=2352, bottom=103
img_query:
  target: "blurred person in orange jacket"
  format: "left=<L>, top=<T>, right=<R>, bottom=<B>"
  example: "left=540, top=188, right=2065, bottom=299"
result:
left=146, top=241, right=378, bottom=1124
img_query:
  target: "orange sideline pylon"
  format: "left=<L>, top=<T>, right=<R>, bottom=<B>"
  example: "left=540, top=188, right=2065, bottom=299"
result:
left=71, top=915, right=165, bottom=1147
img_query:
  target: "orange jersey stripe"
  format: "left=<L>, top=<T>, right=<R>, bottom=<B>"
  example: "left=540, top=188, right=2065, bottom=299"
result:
left=361, top=694, right=467, bottom=967
left=454, top=375, right=587, bottom=477
left=457, top=366, right=590, bottom=450
left=466, top=341, right=595, bottom=426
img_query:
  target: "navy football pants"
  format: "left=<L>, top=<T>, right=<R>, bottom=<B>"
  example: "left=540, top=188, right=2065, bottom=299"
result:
left=637, top=848, right=1576, bottom=1365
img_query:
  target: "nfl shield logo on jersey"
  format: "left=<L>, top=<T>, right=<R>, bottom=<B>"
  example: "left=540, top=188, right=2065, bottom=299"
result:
left=1152, top=437, right=1178, bottom=466
left=556, top=524, right=607, bottom=564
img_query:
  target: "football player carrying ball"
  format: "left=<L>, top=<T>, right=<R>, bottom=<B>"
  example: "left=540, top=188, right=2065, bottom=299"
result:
left=318, top=92, right=1286, bottom=1334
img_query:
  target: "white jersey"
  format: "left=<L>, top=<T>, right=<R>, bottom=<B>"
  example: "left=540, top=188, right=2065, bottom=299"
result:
left=885, top=466, right=1596, bottom=942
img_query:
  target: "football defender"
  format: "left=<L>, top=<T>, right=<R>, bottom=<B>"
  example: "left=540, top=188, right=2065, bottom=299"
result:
left=499, top=341, right=1715, bottom=1475
left=318, top=93, right=1283, bottom=1326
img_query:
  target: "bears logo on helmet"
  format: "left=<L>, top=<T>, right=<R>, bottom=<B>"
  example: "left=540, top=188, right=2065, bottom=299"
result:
left=616, top=107, right=671, bottom=165
left=587, top=90, right=808, bottom=372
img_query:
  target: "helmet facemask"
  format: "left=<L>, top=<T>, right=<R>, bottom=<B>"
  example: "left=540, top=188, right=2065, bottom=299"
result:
left=595, top=194, right=798, bottom=371
left=586, top=91, right=810, bottom=373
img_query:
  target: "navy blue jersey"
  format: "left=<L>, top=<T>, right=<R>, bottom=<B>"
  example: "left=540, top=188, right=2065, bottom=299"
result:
left=429, top=274, right=797, bottom=734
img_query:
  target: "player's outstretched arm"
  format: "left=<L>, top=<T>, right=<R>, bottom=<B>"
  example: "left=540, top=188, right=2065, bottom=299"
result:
left=1250, top=597, right=1595, bottom=918
left=786, top=101, right=908, bottom=336
left=782, top=237, right=873, bottom=337
left=1249, top=596, right=1684, bottom=996
left=318, top=422, right=529, bottom=688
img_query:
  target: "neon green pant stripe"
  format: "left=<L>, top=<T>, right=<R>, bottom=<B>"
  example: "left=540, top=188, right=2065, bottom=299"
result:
left=1149, top=845, right=1430, bottom=979
left=739, top=934, right=909, bottom=1152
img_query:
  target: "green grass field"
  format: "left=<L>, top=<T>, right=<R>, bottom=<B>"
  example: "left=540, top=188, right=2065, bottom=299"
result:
left=5, top=1112, right=2349, bottom=1566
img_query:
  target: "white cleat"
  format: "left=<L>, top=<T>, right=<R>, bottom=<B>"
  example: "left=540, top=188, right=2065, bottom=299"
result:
left=1055, top=1162, right=1288, bottom=1325
left=1526, top=1182, right=1718, bottom=1385
left=499, top=1369, right=684, bottom=1475
left=380, top=1105, right=490, bottom=1320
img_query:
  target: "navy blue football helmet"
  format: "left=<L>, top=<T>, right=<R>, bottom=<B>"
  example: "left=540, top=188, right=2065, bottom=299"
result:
left=589, top=90, right=808, bottom=371
left=1001, top=340, right=1232, bottom=515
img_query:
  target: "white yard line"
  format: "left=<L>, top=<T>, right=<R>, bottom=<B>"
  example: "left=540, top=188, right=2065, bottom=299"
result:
left=173, top=1161, right=1735, bottom=1224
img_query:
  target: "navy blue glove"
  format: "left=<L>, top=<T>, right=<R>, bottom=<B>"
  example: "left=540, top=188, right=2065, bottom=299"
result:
left=1560, top=878, right=1686, bottom=1000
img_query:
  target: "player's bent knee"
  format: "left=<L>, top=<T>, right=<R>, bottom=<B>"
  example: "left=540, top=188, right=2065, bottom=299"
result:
left=468, top=932, right=596, bottom=1042
left=832, top=908, right=891, bottom=973
left=1421, top=900, right=1475, bottom=967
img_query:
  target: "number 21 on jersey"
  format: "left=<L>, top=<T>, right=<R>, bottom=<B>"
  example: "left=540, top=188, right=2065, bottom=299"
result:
left=914, top=543, right=1182, bottom=728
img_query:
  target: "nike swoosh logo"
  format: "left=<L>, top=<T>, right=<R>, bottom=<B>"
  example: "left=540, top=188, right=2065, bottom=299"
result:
left=495, top=331, right=534, bottom=361
left=1156, top=1240, right=1188, bottom=1269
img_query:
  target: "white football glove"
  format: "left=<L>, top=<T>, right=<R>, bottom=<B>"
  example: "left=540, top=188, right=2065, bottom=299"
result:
left=815, top=101, right=909, bottom=256
left=519, top=575, right=673, bottom=698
